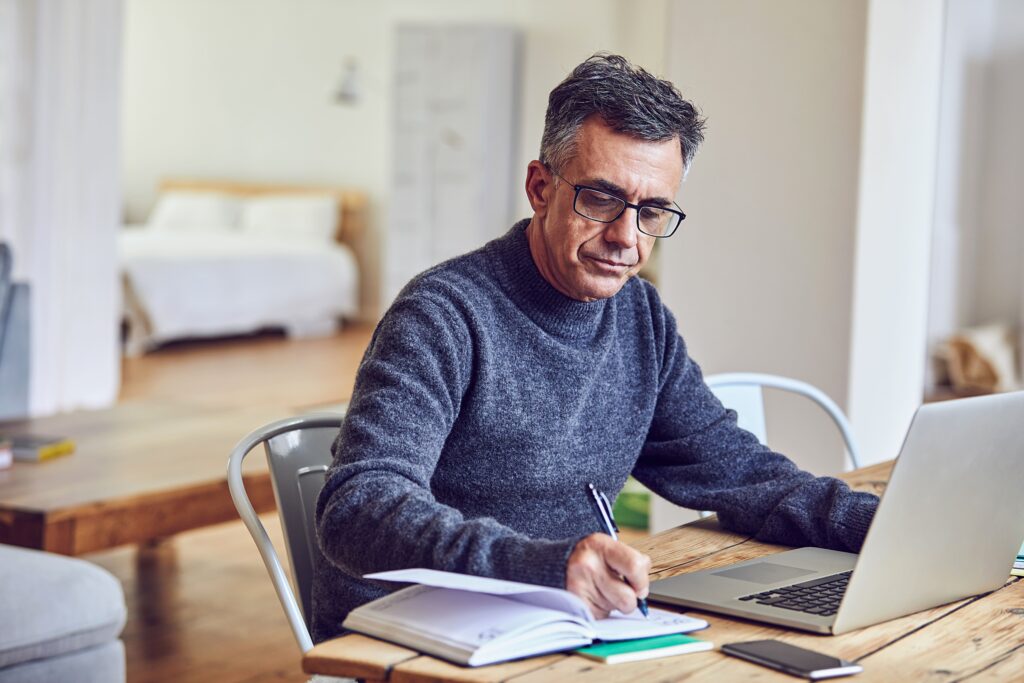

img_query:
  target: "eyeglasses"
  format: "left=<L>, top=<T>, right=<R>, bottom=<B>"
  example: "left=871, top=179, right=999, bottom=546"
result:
left=548, top=168, right=686, bottom=238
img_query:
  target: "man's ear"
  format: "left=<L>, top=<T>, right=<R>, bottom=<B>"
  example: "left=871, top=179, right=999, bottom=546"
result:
left=524, top=161, right=553, bottom=216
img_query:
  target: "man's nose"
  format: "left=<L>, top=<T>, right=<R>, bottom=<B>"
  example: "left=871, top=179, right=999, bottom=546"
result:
left=603, top=208, right=639, bottom=250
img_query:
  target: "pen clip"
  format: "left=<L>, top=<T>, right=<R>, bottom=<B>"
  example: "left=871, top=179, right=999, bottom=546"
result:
left=597, top=490, right=620, bottom=534
left=586, top=483, right=619, bottom=539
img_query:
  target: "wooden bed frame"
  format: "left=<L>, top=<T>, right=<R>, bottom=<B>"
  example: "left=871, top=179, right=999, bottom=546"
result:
left=159, top=178, right=369, bottom=250
left=160, top=178, right=372, bottom=318
left=122, top=179, right=373, bottom=355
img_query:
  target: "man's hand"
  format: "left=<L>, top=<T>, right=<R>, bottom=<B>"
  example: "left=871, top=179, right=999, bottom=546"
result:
left=565, top=533, right=652, bottom=618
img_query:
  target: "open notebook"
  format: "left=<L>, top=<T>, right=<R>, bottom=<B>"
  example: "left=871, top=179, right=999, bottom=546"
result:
left=342, top=568, right=708, bottom=667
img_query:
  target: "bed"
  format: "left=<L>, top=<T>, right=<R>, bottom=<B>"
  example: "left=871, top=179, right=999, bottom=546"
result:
left=120, top=179, right=369, bottom=355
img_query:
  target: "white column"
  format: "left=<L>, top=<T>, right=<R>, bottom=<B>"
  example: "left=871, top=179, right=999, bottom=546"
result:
left=0, top=0, right=124, bottom=415
left=846, top=0, right=947, bottom=464
left=924, top=0, right=997, bottom=386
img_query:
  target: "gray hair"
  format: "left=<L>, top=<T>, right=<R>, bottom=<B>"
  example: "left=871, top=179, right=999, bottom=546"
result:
left=540, top=53, right=706, bottom=176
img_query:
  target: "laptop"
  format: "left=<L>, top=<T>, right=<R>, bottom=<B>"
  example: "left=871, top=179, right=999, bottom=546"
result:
left=649, top=391, right=1024, bottom=635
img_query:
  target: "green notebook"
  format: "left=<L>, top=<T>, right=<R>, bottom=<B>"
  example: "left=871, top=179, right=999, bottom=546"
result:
left=576, top=634, right=713, bottom=664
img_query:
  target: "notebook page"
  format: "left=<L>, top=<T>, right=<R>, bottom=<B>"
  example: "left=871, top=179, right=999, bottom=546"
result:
left=366, top=568, right=591, bottom=620
left=346, top=585, right=590, bottom=650
left=591, top=607, right=708, bottom=641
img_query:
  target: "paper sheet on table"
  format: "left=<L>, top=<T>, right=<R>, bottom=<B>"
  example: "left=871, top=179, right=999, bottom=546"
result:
left=591, top=607, right=708, bottom=640
left=365, top=568, right=710, bottom=638
left=366, top=568, right=590, bottom=619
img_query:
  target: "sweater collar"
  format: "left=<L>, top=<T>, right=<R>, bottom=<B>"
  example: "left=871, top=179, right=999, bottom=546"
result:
left=489, top=219, right=608, bottom=338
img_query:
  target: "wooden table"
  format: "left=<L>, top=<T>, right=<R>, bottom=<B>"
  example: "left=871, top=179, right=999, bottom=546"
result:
left=301, top=461, right=1024, bottom=681
left=0, top=401, right=286, bottom=555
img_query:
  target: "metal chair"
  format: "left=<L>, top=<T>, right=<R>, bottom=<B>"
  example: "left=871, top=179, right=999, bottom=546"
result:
left=649, top=372, right=861, bottom=533
left=704, top=373, right=861, bottom=470
left=227, top=413, right=343, bottom=654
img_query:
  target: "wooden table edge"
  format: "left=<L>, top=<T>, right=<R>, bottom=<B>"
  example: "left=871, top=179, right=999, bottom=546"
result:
left=0, top=471, right=275, bottom=555
left=303, top=634, right=420, bottom=680
left=298, top=460, right=914, bottom=681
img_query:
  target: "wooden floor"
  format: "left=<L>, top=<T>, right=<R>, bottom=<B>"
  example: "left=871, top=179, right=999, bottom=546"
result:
left=118, top=326, right=375, bottom=412
left=90, top=514, right=305, bottom=683
left=87, top=326, right=375, bottom=683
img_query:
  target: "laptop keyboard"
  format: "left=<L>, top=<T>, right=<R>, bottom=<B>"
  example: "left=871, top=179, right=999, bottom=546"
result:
left=737, top=570, right=852, bottom=617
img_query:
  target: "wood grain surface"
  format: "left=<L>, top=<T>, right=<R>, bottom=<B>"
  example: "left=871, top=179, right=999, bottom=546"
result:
left=0, top=324, right=376, bottom=555
left=303, top=460, right=1024, bottom=682
left=0, top=402, right=284, bottom=554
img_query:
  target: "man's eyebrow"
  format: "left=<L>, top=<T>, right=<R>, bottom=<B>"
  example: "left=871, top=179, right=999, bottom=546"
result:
left=584, top=178, right=674, bottom=207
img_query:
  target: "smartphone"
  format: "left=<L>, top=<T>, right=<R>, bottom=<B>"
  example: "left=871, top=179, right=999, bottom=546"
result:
left=721, top=640, right=863, bottom=679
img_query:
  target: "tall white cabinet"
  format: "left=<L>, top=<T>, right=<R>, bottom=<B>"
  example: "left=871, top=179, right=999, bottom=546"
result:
left=386, top=25, right=521, bottom=307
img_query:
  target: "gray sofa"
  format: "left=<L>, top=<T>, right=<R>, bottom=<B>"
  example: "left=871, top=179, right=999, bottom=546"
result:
left=0, top=544, right=126, bottom=682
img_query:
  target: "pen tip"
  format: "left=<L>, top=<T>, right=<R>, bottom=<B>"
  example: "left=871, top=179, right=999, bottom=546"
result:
left=639, top=599, right=649, bottom=618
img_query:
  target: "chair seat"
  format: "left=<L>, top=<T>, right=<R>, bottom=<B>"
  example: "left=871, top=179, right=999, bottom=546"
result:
left=0, top=544, right=126, bottom=670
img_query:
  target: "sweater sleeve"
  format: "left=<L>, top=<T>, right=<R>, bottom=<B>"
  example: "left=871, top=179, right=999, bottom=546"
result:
left=315, top=292, right=578, bottom=589
left=632, top=307, right=878, bottom=553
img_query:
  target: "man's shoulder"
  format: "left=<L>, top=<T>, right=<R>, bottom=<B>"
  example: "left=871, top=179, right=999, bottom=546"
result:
left=392, top=245, right=498, bottom=314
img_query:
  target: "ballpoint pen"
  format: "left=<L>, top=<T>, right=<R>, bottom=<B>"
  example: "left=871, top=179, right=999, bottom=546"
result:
left=585, top=482, right=649, bottom=617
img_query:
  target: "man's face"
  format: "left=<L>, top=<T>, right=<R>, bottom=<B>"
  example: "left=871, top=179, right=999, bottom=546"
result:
left=525, top=117, right=683, bottom=302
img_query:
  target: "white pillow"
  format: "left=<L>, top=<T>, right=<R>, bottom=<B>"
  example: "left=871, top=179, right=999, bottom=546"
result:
left=240, top=195, right=339, bottom=244
left=148, top=191, right=241, bottom=231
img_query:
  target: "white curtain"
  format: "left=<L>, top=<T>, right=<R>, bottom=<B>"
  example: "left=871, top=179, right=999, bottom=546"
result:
left=0, top=0, right=123, bottom=415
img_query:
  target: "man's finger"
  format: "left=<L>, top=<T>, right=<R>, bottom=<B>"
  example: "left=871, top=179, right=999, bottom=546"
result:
left=581, top=587, right=615, bottom=620
left=600, top=538, right=652, bottom=598
left=565, top=533, right=652, bottom=617
left=592, top=565, right=641, bottom=614
left=566, top=566, right=615, bottom=618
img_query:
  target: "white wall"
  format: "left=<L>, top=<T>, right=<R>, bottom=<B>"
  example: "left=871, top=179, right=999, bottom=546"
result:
left=846, top=0, right=946, bottom=464
left=972, top=0, right=1024, bottom=334
left=926, top=0, right=1024, bottom=388
left=661, top=0, right=867, bottom=475
left=122, top=0, right=668, bottom=317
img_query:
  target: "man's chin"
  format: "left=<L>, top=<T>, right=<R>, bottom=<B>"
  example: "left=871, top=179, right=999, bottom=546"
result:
left=574, top=274, right=630, bottom=302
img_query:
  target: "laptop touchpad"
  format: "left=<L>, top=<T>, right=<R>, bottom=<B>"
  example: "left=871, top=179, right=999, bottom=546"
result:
left=712, top=563, right=816, bottom=584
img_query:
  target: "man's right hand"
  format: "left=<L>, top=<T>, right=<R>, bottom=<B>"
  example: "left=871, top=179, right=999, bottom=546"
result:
left=565, top=533, right=652, bottom=619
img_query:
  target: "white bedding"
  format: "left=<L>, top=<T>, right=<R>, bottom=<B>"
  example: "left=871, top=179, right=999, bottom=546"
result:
left=119, top=229, right=358, bottom=350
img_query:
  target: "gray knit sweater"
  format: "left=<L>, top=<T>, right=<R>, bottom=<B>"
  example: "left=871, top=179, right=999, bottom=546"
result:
left=312, top=219, right=878, bottom=643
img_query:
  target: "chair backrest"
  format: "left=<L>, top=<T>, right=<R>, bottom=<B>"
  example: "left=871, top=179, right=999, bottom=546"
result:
left=648, top=372, right=861, bottom=533
left=0, top=243, right=12, bottom=342
left=0, top=245, right=30, bottom=419
left=263, top=421, right=338, bottom=629
left=705, top=372, right=860, bottom=469
left=706, top=383, right=768, bottom=443
left=227, top=413, right=343, bottom=653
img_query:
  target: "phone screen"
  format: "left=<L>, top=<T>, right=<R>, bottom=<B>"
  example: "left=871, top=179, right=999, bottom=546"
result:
left=723, top=640, right=856, bottom=675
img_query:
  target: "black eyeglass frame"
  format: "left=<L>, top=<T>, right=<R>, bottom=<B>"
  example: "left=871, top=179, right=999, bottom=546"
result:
left=548, top=167, right=686, bottom=238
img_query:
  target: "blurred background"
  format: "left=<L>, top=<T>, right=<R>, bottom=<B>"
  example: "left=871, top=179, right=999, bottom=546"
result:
left=1, top=1, right=1022, bottom=681
left=2, top=0, right=1021, bottom=466
left=4, top=0, right=1019, bottom=464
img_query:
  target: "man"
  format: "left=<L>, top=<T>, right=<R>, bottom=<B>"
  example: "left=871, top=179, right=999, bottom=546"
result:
left=312, top=54, right=879, bottom=643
